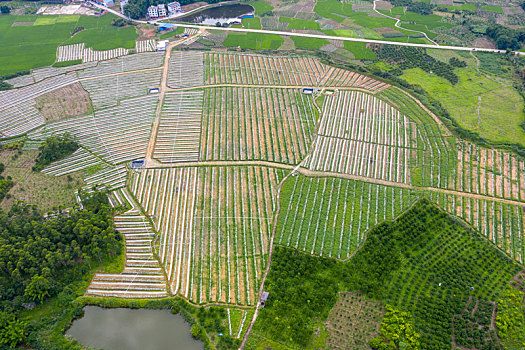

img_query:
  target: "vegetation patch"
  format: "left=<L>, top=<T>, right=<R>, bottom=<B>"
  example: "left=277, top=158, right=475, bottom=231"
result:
left=247, top=0, right=273, bottom=15
left=249, top=199, right=522, bottom=349
left=400, top=67, right=525, bottom=146
left=343, top=41, right=377, bottom=60
left=33, top=134, right=79, bottom=172
left=291, top=36, right=329, bottom=50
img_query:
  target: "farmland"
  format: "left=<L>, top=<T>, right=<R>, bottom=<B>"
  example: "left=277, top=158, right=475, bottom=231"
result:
left=2, top=43, right=525, bottom=349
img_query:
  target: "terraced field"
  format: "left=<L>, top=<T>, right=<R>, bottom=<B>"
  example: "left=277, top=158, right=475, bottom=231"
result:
left=4, top=49, right=523, bottom=317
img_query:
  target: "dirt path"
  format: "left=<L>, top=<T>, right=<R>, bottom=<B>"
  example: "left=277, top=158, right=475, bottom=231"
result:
left=144, top=36, right=197, bottom=166
left=144, top=158, right=525, bottom=208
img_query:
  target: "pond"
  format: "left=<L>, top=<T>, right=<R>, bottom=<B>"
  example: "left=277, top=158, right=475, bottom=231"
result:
left=176, top=3, right=254, bottom=25
left=66, top=306, right=203, bottom=350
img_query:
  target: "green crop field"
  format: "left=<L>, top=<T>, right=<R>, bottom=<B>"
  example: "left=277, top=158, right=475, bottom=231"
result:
left=401, top=67, right=525, bottom=146
left=242, top=17, right=262, bottom=29
left=291, top=36, right=329, bottom=50
left=222, top=32, right=283, bottom=50
left=0, top=14, right=137, bottom=75
left=482, top=5, right=504, bottom=13
left=279, top=16, right=320, bottom=30
left=343, top=41, right=377, bottom=59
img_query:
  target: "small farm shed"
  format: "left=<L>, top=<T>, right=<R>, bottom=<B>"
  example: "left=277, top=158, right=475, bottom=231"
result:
left=131, top=159, right=145, bottom=168
left=148, top=88, right=160, bottom=94
left=157, top=40, right=169, bottom=51
left=261, top=291, right=269, bottom=308
left=302, top=88, right=314, bottom=94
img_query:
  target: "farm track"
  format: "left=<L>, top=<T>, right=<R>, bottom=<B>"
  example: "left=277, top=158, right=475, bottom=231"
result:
left=142, top=159, right=525, bottom=208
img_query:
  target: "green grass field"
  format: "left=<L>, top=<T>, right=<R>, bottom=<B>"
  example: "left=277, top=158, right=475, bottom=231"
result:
left=222, top=32, right=283, bottom=50
left=291, top=36, right=329, bottom=50
left=0, top=14, right=138, bottom=75
left=246, top=0, right=273, bottom=15
left=401, top=67, right=525, bottom=146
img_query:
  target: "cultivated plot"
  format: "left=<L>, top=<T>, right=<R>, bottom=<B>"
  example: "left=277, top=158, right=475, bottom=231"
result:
left=429, top=191, right=525, bottom=263
left=80, top=70, right=161, bottom=109
left=30, top=95, right=157, bottom=165
left=130, top=166, right=284, bottom=306
left=167, top=51, right=205, bottom=89
left=201, top=87, right=316, bottom=164
left=276, top=175, right=419, bottom=259
left=154, top=90, right=204, bottom=163
left=306, top=91, right=419, bottom=183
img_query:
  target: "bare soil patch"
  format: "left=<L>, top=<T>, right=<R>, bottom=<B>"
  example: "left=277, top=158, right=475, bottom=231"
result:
left=35, top=83, right=91, bottom=122
left=375, top=1, right=392, bottom=10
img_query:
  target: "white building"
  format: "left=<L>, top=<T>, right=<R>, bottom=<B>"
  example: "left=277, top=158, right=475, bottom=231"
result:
left=157, top=3, right=166, bottom=17
left=147, top=5, right=158, bottom=18
left=167, top=2, right=181, bottom=15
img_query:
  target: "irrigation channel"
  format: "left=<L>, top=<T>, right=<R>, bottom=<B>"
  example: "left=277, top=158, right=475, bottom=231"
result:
left=66, top=306, right=203, bottom=350
left=176, top=3, right=254, bottom=26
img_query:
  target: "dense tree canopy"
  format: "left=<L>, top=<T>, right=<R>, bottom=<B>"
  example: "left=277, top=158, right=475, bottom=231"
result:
left=33, top=134, right=79, bottom=172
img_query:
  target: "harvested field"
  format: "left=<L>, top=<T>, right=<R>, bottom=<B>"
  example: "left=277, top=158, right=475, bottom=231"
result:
left=201, top=87, right=316, bottom=165
left=35, top=82, right=91, bottom=122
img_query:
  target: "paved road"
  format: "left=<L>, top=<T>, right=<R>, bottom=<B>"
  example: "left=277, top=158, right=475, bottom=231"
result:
left=88, top=0, right=522, bottom=55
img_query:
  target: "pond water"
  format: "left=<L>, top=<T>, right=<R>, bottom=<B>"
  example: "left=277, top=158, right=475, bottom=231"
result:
left=66, top=306, right=203, bottom=350
left=176, top=4, right=254, bottom=25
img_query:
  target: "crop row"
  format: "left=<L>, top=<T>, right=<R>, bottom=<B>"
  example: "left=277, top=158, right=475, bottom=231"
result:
left=201, top=87, right=316, bottom=164
left=0, top=100, right=44, bottom=138
left=307, top=91, right=419, bottom=183
left=154, top=90, right=203, bottom=163
left=83, top=165, right=127, bottom=192
left=428, top=191, right=525, bottom=263
left=78, top=52, right=164, bottom=79
left=0, top=73, right=77, bottom=110
left=378, top=87, right=456, bottom=188
left=87, top=211, right=168, bottom=298
left=135, top=39, right=157, bottom=53
left=454, top=140, right=525, bottom=201
left=42, top=147, right=104, bottom=176
left=80, top=70, right=162, bottom=109
left=167, top=51, right=204, bottom=89
left=204, top=52, right=326, bottom=86
left=30, top=95, right=157, bottom=165
left=131, top=167, right=198, bottom=296
left=276, top=175, right=419, bottom=259
left=130, top=166, right=283, bottom=305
